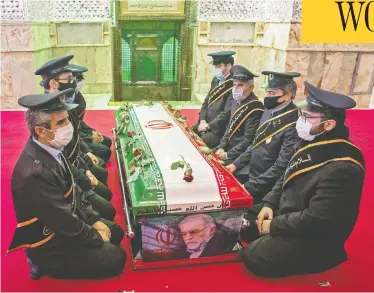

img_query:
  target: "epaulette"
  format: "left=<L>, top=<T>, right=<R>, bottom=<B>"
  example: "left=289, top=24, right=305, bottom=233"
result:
left=31, top=158, right=43, bottom=175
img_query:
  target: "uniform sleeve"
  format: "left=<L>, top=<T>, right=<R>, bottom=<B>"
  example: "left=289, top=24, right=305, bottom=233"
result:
left=80, top=130, right=93, bottom=143
left=244, top=127, right=300, bottom=200
left=23, top=174, right=103, bottom=247
left=80, top=193, right=102, bottom=226
left=261, top=173, right=284, bottom=210
left=80, top=121, right=95, bottom=135
left=227, top=110, right=262, bottom=160
left=232, top=144, right=253, bottom=170
left=199, top=78, right=217, bottom=122
left=207, top=95, right=233, bottom=131
left=76, top=155, right=89, bottom=172
left=79, top=138, right=91, bottom=154
left=216, top=128, right=229, bottom=151
left=71, top=164, right=91, bottom=191
left=270, top=165, right=364, bottom=237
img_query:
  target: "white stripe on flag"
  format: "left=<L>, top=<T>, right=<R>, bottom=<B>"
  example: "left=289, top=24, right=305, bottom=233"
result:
left=133, top=104, right=222, bottom=212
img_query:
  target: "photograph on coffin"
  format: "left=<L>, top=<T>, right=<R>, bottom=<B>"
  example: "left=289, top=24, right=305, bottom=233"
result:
left=140, top=210, right=244, bottom=262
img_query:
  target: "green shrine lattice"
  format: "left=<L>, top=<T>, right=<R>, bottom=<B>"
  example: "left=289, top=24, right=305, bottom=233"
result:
left=121, top=21, right=181, bottom=84
left=162, top=37, right=180, bottom=82
left=122, top=39, right=131, bottom=82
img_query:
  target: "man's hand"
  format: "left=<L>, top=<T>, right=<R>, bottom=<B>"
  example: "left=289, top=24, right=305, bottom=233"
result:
left=85, top=170, right=98, bottom=188
left=257, top=207, right=273, bottom=234
left=93, top=221, right=111, bottom=237
left=215, top=149, right=224, bottom=156
left=198, top=121, right=208, bottom=132
left=92, top=131, right=104, bottom=143
left=261, top=220, right=271, bottom=235
left=98, top=230, right=110, bottom=242
left=217, top=152, right=227, bottom=160
left=225, top=164, right=237, bottom=174
left=87, top=152, right=99, bottom=165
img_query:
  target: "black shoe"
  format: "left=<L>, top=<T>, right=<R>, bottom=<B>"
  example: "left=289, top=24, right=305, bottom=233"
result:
left=27, top=258, right=44, bottom=280
left=30, top=264, right=44, bottom=280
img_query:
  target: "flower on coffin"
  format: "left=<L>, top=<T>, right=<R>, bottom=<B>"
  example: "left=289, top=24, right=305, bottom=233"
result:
left=129, top=148, right=145, bottom=173
left=127, top=131, right=136, bottom=137
left=118, top=112, right=131, bottom=134
left=133, top=148, right=143, bottom=157
left=140, top=100, right=154, bottom=107
left=171, top=155, right=194, bottom=183
left=120, top=102, right=133, bottom=112
left=121, top=114, right=130, bottom=122
left=183, top=170, right=194, bottom=183
left=207, top=154, right=225, bottom=165
left=199, top=146, right=212, bottom=155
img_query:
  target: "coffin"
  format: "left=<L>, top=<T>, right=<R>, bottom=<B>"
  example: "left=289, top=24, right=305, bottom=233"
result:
left=113, top=102, right=253, bottom=269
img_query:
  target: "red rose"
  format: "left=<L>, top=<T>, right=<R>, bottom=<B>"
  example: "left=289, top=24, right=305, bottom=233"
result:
left=127, top=131, right=135, bottom=137
left=183, top=174, right=194, bottom=182
left=133, top=149, right=142, bottom=156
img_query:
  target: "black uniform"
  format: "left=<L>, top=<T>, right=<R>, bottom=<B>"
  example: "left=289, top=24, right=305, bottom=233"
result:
left=193, top=76, right=234, bottom=148
left=216, top=92, right=264, bottom=162
left=74, top=91, right=112, bottom=162
left=8, top=91, right=126, bottom=279
left=240, top=82, right=366, bottom=278
left=35, top=55, right=112, bottom=202
left=232, top=70, right=302, bottom=202
left=68, top=64, right=112, bottom=163
left=193, top=51, right=236, bottom=149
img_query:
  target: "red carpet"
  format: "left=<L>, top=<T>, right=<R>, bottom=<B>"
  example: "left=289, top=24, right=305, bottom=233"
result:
left=1, top=109, right=374, bottom=292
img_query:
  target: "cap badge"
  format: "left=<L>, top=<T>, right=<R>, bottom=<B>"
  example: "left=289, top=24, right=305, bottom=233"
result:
left=269, top=74, right=274, bottom=81
left=59, top=95, right=66, bottom=104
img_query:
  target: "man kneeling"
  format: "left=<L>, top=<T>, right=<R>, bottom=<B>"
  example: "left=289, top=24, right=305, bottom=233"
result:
left=7, top=89, right=126, bottom=279
left=240, top=82, right=366, bottom=278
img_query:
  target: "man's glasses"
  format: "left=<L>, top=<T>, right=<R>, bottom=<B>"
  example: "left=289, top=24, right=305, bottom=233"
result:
left=298, top=108, right=326, bottom=123
left=179, top=227, right=208, bottom=238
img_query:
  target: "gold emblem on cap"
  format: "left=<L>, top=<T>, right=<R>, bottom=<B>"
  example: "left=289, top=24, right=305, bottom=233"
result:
left=269, top=74, right=274, bottom=80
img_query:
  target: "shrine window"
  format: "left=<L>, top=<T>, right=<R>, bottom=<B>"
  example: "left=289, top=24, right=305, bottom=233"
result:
left=161, top=37, right=180, bottom=83
left=121, top=38, right=132, bottom=83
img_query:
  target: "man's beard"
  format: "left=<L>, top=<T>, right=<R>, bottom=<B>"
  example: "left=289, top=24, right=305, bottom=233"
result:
left=185, top=234, right=213, bottom=252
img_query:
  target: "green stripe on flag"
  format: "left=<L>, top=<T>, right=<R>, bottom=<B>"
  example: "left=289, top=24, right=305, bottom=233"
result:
left=115, top=107, right=167, bottom=217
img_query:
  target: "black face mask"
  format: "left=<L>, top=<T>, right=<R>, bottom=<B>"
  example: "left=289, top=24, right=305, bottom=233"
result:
left=264, top=95, right=284, bottom=110
left=58, top=80, right=77, bottom=92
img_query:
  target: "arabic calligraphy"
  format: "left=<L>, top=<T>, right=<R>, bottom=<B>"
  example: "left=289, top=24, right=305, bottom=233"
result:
left=227, top=104, right=249, bottom=135
left=128, top=0, right=177, bottom=11
left=285, top=153, right=312, bottom=175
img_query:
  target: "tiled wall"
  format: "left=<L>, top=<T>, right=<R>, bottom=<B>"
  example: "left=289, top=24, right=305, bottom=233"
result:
left=193, top=21, right=374, bottom=108
left=1, top=21, right=112, bottom=109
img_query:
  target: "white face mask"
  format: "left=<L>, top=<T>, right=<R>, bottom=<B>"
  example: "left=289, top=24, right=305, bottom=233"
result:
left=76, top=81, right=84, bottom=92
left=44, top=122, right=74, bottom=149
left=232, top=85, right=250, bottom=102
left=296, top=116, right=329, bottom=141
left=214, top=68, right=224, bottom=80
left=66, top=92, right=75, bottom=103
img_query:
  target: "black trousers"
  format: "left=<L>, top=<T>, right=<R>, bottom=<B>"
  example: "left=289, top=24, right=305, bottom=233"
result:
left=27, top=219, right=126, bottom=280
left=192, top=124, right=223, bottom=149
left=86, top=137, right=112, bottom=163
left=93, top=181, right=113, bottom=202
left=240, top=204, right=347, bottom=278
left=85, top=191, right=115, bottom=221
left=86, top=159, right=108, bottom=185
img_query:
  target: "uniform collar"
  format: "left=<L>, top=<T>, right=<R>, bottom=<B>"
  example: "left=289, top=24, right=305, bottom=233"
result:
left=270, top=100, right=292, bottom=115
left=32, top=137, right=63, bottom=164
